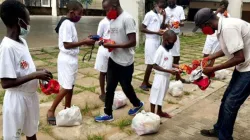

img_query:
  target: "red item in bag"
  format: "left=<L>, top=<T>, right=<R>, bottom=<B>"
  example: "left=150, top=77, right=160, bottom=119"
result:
left=180, top=64, right=193, bottom=74
left=192, top=60, right=201, bottom=70
left=40, top=79, right=60, bottom=95
left=193, top=77, right=211, bottom=91
left=103, top=39, right=116, bottom=52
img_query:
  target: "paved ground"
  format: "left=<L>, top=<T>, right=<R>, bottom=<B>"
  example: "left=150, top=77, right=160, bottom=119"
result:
left=1, top=33, right=249, bottom=140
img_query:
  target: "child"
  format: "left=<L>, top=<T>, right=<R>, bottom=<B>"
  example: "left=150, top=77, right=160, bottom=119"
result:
left=95, top=0, right=144, bottom=122
left=150, top=30, right=179, bottom=118
left=47, top=1, right=96, bottom=125
left=0, top=1, right=52, bottom=139
left=140, top=0, right=166, bottom=91
left=94, top=2, right=111, bottom=102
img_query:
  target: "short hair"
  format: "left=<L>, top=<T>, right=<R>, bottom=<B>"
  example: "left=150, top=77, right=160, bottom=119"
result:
left=0, top=0, right=27, bottom=27
left=155, top=0, right=166, bottom=7
left=164, top=30, right=176, bottom=38
left=66, top=1, right=83, bottom=12
left=220, top=0, right=229, bottom=8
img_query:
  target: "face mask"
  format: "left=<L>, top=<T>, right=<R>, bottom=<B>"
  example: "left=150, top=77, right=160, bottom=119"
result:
left=168, top=2, right=176, bottom=9
left=72, top=15, right=81, bottom=23
left=202, top=26, right=214, bottom=35
left=18, top=18, right=30, bottom=37
left=107, top=9, right=118, bottom=20
left=165, top=43, right=174, bottom=50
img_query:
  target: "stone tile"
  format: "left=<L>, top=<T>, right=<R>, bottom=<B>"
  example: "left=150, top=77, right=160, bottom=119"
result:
left=34, top=60, right=48, bottom=67
left=78, top=67, right=99, bottom=76
left=75, top=77, right=99, bottom=88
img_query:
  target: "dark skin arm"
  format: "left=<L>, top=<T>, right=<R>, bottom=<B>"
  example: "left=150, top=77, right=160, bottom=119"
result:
left=203, top=50, right=245, bottom=75
left=153, top=64, right=178, bottom=75
left=103, top=33, right=136, bottom=49
left=207, top=50, right=225, bottom=60
left=1, top=70, right=52, bottom=89
left=63, top=38, right=96, bottom=49
left=141, top=24, right=163, bottom=35
left=160, top=10, right=167, bottom=29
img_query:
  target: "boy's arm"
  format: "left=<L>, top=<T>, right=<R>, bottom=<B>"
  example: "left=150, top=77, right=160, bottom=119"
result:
left=141, top=24, right=162, bottom=35
left=1, top=71, right=52, bottom=89
left=153, top=64, right=177, bottom=75
left=63, top=38, right=96, bottom=49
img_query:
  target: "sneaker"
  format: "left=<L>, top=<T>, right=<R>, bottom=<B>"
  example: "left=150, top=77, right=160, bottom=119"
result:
left=200, top=129, right=218, bottom=138
left=128, top=102, right=144, bottom=116
left=95, top=114, right=114, bottom=122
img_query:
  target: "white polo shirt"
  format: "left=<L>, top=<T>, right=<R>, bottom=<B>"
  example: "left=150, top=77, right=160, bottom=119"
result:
left=165, top=6, right=185, bottom=34
left=97, top=17, right=110, bottom=40
left=217, top=17, right=250, bottom=72
left=142, top=10, right=162, bottom=39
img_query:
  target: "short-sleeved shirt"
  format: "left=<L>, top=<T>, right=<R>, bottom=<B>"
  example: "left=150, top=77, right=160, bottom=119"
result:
left=165, top=6, right=185, bottom=34
left=0, top=37, right=38, bottom=94
left=154, top=45, right=173, bottom=76
left=217, top=17, right=250, bottom=72
left=110, top=11, right=136, bottom=66
left=97, top=17, right=110, bottom=39
left=142, top=10, right=162, bottom=39
left=59, top=20, right=79, bottom=56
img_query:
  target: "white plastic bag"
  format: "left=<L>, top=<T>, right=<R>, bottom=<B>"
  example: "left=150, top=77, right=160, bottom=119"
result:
left=168, top=80, right=184, bottom=97
left=112, top=91, right=127, bottom=110
left=132, top=110, right=161, bottom=136
left=56, top=105, right=82, bottom=127
left=215, top=69, right=230, bottom=80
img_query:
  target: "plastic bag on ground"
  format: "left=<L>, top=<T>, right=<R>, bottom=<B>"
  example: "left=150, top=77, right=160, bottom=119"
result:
left=112, top=91, right=127, bottom=110
left=56, top=105, right=82, bottom=127
left=168, top=80, right=184, bottom=97
left=132, top=110, right=161, bottom=136
left=215, top=69, right=231, bottom=80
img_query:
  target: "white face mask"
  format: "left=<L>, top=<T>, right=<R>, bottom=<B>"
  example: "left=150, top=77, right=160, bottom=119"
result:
left=18, top=18, right=30, bottom=37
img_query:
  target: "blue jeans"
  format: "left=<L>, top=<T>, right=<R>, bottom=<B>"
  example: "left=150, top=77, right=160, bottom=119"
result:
left=214, top=70, right=250, bottom=140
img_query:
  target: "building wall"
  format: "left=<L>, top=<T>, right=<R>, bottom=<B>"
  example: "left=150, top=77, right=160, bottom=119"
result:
left=88, top=0, right=102, bottom=10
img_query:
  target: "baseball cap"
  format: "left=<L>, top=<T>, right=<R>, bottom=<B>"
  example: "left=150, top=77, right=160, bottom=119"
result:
left=193, top=8, right=215, bottom=32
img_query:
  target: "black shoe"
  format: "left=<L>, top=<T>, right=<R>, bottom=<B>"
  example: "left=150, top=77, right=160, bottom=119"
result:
left=99, top=94, right=106, bottom=102
left=200, top=129, right=218, bottom=138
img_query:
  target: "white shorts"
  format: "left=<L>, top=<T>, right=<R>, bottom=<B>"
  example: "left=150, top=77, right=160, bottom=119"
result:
left=149, top=74, right=170, bottom=106
left=3, top=91, right=39, bottom=139
left=94, top=45, right=111, bottom=73
left=203, top=35, right=221, bottom=55
left=58, top=52, right=78, bottom=89
left=170, top=35, right=180, bottom=56
left=145, top=38, right=161, bottom=65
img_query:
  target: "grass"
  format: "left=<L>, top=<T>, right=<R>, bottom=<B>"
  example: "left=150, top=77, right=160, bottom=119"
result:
left=40, top=94, right=57, bottom=103
left=81, top=103, right=101, bottom=116
left=134, top=88, right=148, bottom=95
left=39, top=121, right=53, bottom=135
left=87, top=134, right=105, bottom=140
left=184, top=91, right=192, bottom=96
left=167, top=100, right=178, bottom=104
left=113, top=118, right=132, bottom=130
left=0, top=90, right=5, bottom=105
left=75, top=85, right=96, bottom=93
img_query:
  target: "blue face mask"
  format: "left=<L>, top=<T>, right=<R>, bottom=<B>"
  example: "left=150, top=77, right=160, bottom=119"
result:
left=18, top=18, right=30, bottom=38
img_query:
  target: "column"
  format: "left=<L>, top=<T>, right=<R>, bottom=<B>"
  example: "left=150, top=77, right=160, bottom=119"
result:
left=228, top=0, right=242, bottom=18
left=52, top=0, right=58, bottom=16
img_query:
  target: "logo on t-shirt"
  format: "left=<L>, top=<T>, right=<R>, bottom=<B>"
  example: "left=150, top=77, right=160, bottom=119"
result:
left=164, top=57, right=168, bottom=61
left=20, top=60, right=29, bottom=69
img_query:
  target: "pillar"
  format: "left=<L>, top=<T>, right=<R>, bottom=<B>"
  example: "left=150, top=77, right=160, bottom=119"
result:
left=52, top=0, right=58, bottom=16
left=228, top=0, right=242, bottom=18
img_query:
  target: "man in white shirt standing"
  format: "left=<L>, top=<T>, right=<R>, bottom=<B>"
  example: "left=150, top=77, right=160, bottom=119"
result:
left=193, top=8, right=250, bottom=140
left=164, top=0, right=185, bottom=65
left=95, top=0, right=144, bottom=122
left=140, top=0, right=166, bottom=91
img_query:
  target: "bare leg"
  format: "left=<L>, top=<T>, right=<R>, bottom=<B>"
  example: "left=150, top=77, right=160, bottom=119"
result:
left=140, top=65, right=153, bottom=90
left=47, top=88, right=72, bottom=125
left=150, top=103, right=156, bottom=113
left=157, top=105, right=172, bottom=118
left=99, top=72, right=106, bottom=102
left=26, top=134, right=37, bottom=140
left=65, top=86, right=74, bottom=109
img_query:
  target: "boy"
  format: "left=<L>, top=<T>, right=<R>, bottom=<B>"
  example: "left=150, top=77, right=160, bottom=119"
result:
left=47, top=1, right=96, bottom=125
left=164, top=0, right=185, bottom=65
left=95, top=0, right=144, bottom=122
left=94, top=2, right=111, bottom=102
left=0, top=1, right=52, bottom=139
left=202, top=0, right=230, bottom=67
left=150, top=30, right=178, bottom=118
left=140, top=0, right=166, bottom=91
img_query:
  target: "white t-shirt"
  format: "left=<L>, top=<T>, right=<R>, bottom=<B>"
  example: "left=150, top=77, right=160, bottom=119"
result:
left=217, top=17, right=250, bottom=72
left=154, top=45, right=173, bottom=76
left=0, top=37, right=38, bottom=94
left=142, top=10, right=162, bottom=39
left=59, top=19, right=79, bottom=56
left=97, top=17, right=110, bottom=40
left=110, top=11, right=136, bottom=66
left=165, top=6, right=185, bottom=34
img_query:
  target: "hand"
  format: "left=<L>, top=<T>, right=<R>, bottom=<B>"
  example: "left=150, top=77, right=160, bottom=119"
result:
left=157, top=30, right=164, bottom=36
left=82, top=38, right=96, bottom=46
left=202, top=67, right=215, bottom=76
left=33, top=70, right=52, bottom=81
left=169, top=69, right=178, bottom=75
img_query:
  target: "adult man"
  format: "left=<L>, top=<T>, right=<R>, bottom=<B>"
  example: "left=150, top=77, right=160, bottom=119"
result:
left=164, top=0, right=185, bottom=65
left=95, top=0, right=144, bottom=122
left=193, top=8, right=250, bottom=140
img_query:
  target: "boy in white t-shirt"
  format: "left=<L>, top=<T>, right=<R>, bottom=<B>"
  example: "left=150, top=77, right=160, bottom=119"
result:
left=164, top=0, right=185, bottom=65
left=150, top=30, right=179, bottom=118
left=140, top=0, right=166, bottom=91
left=47, top=1, right=96, bottom=125
left=203, top=0, right=230, bottom=67
left=94, top=3, right=111, bottom=102
left=0, top=1, right=52, bottom=139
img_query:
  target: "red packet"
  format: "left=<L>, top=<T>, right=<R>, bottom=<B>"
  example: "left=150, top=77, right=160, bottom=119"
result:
left=193, top=77, right=211, bottom=91
left=40, top=79, right=60, bottom=95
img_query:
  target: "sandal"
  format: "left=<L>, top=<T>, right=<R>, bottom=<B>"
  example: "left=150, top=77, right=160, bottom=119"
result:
left=139, top=85, right=150, bottom=91
left=47, top=116, right=56, bottom=126
left=158, top=112, right=172, bottom=118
